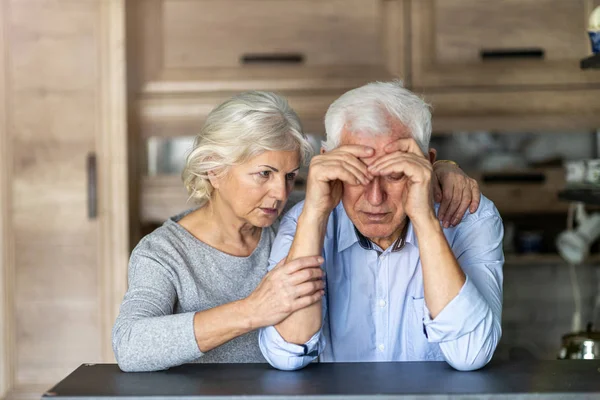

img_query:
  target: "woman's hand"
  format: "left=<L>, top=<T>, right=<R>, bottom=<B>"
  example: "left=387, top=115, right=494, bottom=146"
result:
left=432, top=162, right=480, bottom=228
left=245, top=255, right=325, bottom=329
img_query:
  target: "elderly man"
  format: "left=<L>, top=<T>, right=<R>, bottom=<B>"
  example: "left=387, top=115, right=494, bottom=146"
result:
left=258, top=81, right=504, bottom=371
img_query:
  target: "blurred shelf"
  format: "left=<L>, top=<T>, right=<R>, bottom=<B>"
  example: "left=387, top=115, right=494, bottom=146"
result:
left=505, top=253, right=600, bottom=265
left=141, top=175, right=190, bottom=223
left=581, top=54, right=600, bottom=69
left=141, top=175, right=307, bottom=224
left=142, top=169, right=574, bottom=224
left=558, top=186, right=600, bottom=205
left=475, top=168, right=571, bottom=214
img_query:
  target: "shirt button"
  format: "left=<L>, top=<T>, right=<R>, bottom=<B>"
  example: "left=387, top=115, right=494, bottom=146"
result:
left=379, top=299, right=386, bottom=307
left=378, top=344, right=385, bottom=351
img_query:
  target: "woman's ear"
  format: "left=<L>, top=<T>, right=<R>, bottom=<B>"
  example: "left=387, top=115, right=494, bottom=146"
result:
left=207, top=170, right=220, bottom=189
left=428, top=148, right=437, bottom=164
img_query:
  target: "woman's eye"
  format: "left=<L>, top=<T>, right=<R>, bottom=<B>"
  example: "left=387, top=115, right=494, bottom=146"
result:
left=285, top=173, right=297, bottom=181
left=258, top=171, right=271, bottom=178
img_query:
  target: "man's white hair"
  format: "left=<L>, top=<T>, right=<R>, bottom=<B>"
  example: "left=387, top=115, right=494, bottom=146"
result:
left=322, top=81, right=432, bottom=154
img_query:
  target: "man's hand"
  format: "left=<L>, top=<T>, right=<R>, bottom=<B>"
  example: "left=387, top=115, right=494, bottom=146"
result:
left=370, top=138, right=435, bottom=224
left=432, top=162, right=480, bottom=228
left=304, top=145, right=374, bottom=217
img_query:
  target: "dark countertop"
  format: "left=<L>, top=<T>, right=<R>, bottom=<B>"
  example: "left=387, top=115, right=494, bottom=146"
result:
left=43, top=360, right=600, bottom=399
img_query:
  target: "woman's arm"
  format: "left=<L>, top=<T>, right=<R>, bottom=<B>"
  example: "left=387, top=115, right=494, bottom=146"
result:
left=112, top=250, right=324, bottom=372
left=112, top=251, right=200, bottom=372
left=194, top=255, right=325, bottom=352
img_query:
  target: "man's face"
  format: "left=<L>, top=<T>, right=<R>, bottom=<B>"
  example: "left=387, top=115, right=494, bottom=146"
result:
left=339, top=124, right=413, bottom=247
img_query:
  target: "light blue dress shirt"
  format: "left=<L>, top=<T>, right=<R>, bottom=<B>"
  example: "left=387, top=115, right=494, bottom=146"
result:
left=259, top=195, right=504, bottom=371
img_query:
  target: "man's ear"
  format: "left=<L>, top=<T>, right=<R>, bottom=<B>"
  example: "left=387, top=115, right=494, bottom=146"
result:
left=428, top=148, right=437, bottom=164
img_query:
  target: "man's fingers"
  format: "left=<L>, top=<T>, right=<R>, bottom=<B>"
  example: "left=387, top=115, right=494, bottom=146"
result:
left=368, top=152, right=426, bottom=172
left=383, top=138, right=425, bottom=158
left=339, top=153, right=373, bottom=180
left=282, top=256, right=324, bottom=274
left=319, top=162, right=368, bottom=186
left=368, top=154, right=430, bottom=180
left=334, top=145, right=375, bottom=158
left=319, top=155, right=371, bottom=184
left=450, top=187, right=472, bottom=227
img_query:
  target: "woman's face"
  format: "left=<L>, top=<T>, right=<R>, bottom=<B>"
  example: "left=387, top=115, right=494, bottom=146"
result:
left=214, top=150, right=300, bottom=228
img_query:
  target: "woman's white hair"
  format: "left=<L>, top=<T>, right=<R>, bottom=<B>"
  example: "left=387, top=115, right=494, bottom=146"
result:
left=322, top=80, right=432, bottom=154
left=182, top=91, right=313, bottom=207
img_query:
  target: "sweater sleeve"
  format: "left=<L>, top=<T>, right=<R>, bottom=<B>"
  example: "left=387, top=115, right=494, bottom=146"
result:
left=111, top=247, right=202, bottom=372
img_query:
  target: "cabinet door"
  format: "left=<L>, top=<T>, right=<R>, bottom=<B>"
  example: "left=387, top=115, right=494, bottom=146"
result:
left=129, top=0, right=407, bottom=93
left=411, top=0, right=600, bottom=89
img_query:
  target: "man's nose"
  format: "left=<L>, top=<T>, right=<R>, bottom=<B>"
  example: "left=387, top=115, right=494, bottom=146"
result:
left=365, top=177, right=385, bottom=206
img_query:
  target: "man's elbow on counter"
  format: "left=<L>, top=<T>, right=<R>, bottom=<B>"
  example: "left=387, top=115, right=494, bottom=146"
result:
left=445, top=323, right=502, bottom=372
left=259, top=342, right=309, bottom=371
left=446, top=353, right=492, bottom=372
left=261, top=349, right=309, bottom=371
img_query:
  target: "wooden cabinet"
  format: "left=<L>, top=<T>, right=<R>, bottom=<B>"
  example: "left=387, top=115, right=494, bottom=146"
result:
left=411, top=0, right=600, bottom=89
left=0, top=1, right=128, bottom=399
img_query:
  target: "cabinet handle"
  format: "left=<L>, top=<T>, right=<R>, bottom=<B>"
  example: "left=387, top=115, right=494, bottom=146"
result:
left=482, top=172, right=546, bottom=184
left=480, top=48, right=545, bottom=61
left=241, top=53, right=304, bottom=65
left=87, top=153, right=97, bottom=219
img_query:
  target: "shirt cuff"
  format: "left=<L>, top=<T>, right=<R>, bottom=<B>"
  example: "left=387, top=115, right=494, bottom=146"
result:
left=263, top=325, right=321, bottom=355
left=259, top=326, right=323, bottom=370
left=423, top=275, right=489, bottom=343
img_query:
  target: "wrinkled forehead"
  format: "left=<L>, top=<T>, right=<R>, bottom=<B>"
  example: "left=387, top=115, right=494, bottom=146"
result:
left=340, top=123, right=412, bottom=165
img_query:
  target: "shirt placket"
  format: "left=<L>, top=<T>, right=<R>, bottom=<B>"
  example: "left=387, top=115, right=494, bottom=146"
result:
left=375, top=250, right=390, bottom=360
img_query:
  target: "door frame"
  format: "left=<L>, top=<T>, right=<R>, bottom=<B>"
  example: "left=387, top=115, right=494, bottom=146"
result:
left=97, top=0, right=130, bottom=363
left=0, top=0, right=14, bottom=397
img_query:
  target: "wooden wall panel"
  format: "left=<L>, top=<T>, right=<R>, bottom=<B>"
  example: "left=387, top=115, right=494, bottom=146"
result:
left=8, top=0, right=102, bottom=390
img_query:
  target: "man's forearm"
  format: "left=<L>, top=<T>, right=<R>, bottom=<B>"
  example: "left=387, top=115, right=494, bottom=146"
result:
left=274, top=210, right=329, bottom=344
left=412, top=213, right=466, bottom=318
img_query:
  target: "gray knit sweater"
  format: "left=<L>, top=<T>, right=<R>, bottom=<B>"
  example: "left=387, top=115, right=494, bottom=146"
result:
left=112, top=210, right=275, bottom=372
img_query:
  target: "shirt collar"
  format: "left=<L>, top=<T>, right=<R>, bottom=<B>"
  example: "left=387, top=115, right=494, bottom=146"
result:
left=335, top=203, right=417, bottom=253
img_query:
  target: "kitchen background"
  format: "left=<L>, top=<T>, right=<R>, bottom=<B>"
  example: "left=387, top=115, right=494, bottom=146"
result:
left=1, top=0, right=600, bottom=399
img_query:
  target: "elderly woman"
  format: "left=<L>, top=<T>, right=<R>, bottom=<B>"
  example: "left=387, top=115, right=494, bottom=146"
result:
left=112, top=91, right=480, bottom=372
